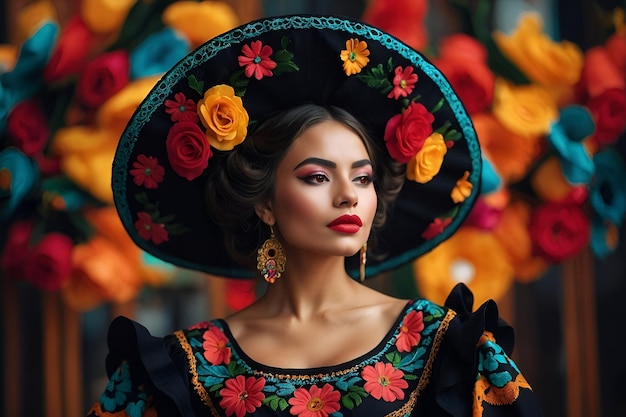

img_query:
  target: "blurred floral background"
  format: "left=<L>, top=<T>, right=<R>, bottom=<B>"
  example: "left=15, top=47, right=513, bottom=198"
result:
left=0, top=0, right=624, bottom=416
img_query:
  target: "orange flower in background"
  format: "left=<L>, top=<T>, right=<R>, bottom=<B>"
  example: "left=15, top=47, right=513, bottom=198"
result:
left=163, top=0, right=239, bottom=48
left=493, top=13, right=584, bottom=89
left=492, top=79, right=558, bottom=138
left=579, top=46, right=625, bottom=99
left=81, top=0, right=135, bottom=34
left=472, top=113, right=542, bottom=184
left=15, top=0, right=57, bottom=44
left=414, top=227, right=514, bottom=306
left=531, top=157, right=578, bottom=202
left=492, top=200, right=549, bottom=283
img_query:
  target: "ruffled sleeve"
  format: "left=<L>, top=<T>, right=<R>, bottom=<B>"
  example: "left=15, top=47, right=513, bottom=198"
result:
left=86, top=316, right=196, bottom=417
left=430, top=283, right=544, bottom=417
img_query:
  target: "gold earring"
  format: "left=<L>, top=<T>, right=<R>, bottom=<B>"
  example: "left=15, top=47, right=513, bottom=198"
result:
left=257, top=226, right=286, bottom=283
left=360, top=243, right=367, bottom=282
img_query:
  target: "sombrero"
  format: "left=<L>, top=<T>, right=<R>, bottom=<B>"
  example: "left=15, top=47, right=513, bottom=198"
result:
left=112, top=15, right=481, bottom=279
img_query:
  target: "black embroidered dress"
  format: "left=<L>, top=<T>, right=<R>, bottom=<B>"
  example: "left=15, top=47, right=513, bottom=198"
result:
left=87, top=285, right=543, bottom=417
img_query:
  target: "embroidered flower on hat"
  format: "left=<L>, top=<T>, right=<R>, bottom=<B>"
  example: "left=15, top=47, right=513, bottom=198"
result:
left=340, top=38, right=370, bottom=75
left=164, top=92, right=199, bottom=123
left=451, top=171, right=473, bottom=203
left=238, top=40, right=278, bottom=80
left=388, top=65, right=418, bottom=99
left=130, top=154, right=164, bottom=189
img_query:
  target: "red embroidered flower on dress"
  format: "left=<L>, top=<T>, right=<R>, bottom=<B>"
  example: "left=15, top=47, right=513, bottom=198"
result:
left=395, top=310, right=425, bottom=352
left=164, top=92, right=199, bottom=123
left=421, top=217, right=453, bottom=240
left=238, top=40, right=277, bottom=80
left=384, top=102, right=434, bottom=163
left=361, top=362, right=409, bottom=402
left=202, top=325, right=231, bottom=365
left=288, top=383, right=341, bottom=417
left=130, top=154, right=165, bottom=189
left=387, top=66, right=418, bottom=99
left=135, top=211, right=169, bottom=244
left=219, top=375, right=266, bottom=417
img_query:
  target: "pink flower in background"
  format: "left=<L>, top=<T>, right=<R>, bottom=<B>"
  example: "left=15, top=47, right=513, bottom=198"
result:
left=22, top=232, right=74, bottom=291
left=6, top=99, right=49, bottom=156
left=76, top=50, right=130, bottom=108
left=0, top=220, right=34, bottom=279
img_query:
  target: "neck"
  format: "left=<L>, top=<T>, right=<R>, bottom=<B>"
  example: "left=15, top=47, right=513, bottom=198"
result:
left=259, top=252, right=363, bottom=321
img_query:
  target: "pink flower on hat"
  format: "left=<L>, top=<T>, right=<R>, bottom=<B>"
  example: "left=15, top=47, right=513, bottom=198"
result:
left=130, top=154, right=164, bottom=189
left=387, top=66, right=418, bottom=100
left=384, top=102, right=434, bottom=163
left=135, top=212, right=169, bottom=244
left=238, top=40, right=277, bottom=80
left=165, top=92, right=199, bottom=123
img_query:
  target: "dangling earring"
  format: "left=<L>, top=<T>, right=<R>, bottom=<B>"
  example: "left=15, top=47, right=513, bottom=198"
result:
left=257, top=225, right=286, bottom=284
left=360, top=243, right=367, bottom=282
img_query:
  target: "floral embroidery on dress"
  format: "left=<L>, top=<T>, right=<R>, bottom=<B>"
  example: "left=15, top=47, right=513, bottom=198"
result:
left=175, top=300, right=455, bottom=416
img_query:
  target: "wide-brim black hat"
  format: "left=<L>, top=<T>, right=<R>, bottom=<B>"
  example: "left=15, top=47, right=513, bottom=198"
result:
left=112, top=15, right=481, bottom=279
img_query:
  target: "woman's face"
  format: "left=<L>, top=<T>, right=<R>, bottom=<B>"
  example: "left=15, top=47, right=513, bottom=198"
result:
left=267, top=120, right=377, bottom=258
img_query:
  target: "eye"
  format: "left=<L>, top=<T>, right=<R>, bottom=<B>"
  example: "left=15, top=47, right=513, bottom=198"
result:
left=300, top=173, right=329, bottom=184
left=354, top=175, right=373, bottom=185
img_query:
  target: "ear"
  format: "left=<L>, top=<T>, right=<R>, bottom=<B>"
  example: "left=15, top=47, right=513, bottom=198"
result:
left=254, top=201, right=274, bottom=226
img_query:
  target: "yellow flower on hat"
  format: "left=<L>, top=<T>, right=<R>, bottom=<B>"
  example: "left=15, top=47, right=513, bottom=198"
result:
left=81, top=0, right=135, bottom=34
left=493, top=13, right=584, bottom=90
left=340, top=38, right=370, bottom=75
left=451, top=171, right=473, bottom=203
left=407, top=132, right=447, bottom=183
left=414, top=226, right=514, bottom=306
left=198, top=84, right=249, bottom=151
left=492, top=79, right=558, bottom=139
left=163, top=1, right=239, bottom=48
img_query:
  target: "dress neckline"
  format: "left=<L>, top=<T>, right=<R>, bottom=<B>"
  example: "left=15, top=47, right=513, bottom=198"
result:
left=215, top=299, right=415, bottom=377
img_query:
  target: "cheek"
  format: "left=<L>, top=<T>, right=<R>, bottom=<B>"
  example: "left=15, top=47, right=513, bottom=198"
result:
left=273, top=184, right=321, bottom=223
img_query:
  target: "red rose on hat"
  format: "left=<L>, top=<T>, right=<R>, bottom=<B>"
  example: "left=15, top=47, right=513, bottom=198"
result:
left=384, top=102, right=434, bottom=163
left=166, top=121, right=213, bottom=181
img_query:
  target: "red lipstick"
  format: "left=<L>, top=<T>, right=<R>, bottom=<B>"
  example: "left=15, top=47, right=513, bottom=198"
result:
left=327, top=214, right=363, bottom=234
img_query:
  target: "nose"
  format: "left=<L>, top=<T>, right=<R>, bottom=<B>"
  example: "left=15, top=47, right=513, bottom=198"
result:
left=333, top=179, right=358, bottom=208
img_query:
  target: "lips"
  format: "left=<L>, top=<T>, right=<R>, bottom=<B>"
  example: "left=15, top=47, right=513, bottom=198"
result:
left=327, top=214, right=363, bottom=233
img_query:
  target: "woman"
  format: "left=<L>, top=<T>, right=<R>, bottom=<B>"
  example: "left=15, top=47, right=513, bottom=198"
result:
left=90, top=15, right=543, bottom=417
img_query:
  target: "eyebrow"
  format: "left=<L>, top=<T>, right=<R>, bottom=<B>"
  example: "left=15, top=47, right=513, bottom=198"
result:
left=293, top=157, right=372, bottom=170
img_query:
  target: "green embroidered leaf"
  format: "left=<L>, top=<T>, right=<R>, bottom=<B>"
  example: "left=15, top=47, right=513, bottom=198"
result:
left=135, top=192, right=150, bottom=205
left=166, top=224, right=188, bottom=235
left=278, top=398, right=289, bottom=411
left=385, top=351, right=402, bottom=367
left=431, top=98, right=445, bottom=113
left=208, top=383, right=223, bottom=392
left=404, top=374, right=418, bottom=380
left=264, top=395, right=286, bottom=411
left=280, top=36, right=291, bottom=50
left=357, top=63, right=392, bottom=91
left=156, top=214, right=176, bottom=224
left=348, top=385, right=368, bottom=398
left=188, top=75, right=204, bottom=96
left=347, top=391, right=364, bottom=407
left=386, top=57, right=395, bottom=73
left=434, top=121, right=452, bottom=135
left=341, top=395, right=355, bottom=410
left=445, top=129, right=462, bottom=141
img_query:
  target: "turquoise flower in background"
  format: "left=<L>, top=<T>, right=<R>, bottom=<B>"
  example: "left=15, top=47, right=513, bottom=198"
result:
left=0, top=22, right=58, bottom=135
left=547, top=105, right=595, bottom=185
left=0, top=147, right=38, bottom=222
left=130, top=27, right=190, bottom=79
left=480, top=156, right=501, bottom=194
left=590, top=149, right=626, bottom=226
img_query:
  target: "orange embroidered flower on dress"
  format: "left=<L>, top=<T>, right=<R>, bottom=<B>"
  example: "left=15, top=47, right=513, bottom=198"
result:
left=395, top=310, right=425, bottom=352
left=202, top=325, right=231, bottom=365
left=361, top=362, right=409, bottom=402
left=219, top=375, right=266, bottom=417
left=340, top=38, right=370, bottom=75
left=288, top=384, right=341, bottom=417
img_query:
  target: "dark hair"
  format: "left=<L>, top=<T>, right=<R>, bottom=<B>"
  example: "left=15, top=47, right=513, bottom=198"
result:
left=204, top=103, right=405, bottom=267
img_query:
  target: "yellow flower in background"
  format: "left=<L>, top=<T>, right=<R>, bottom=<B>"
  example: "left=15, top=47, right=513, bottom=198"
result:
left=492, top=79, right=558, bottom=138
left=493, top=13, right=584, bottom=89
left=406, top=132, right=447, bottom=183
left=531, top=157, right=577, bottom=202
left=81, top=0, right=135, bottom=34
left=0, top=46, right=17, bottom=72
left=163, top=1, right=239, bottom=48
left=96, top=76, right=161, bottom=136
left=414, top=227, right=514, bottom=307
left=15, top=1, right=57, bottom=44
left=451, top=171, right=472, bottom=203
left=340, top=38, right=370, bottom=75
left=198, top=84, right=249, bottom=150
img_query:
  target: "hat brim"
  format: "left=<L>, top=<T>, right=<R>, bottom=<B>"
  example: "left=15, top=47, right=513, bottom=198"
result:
left=113, top=15, right=481, bottom=279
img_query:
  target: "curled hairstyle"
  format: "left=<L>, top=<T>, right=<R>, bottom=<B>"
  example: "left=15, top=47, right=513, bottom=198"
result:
left=204, top=103, right=405, bottom=268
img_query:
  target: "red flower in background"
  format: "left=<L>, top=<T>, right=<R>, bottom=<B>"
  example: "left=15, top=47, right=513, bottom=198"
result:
left=6, top=99, right=49, bottom=156
left=43, top=15, right=99, bottom=82
left=384, top=102, right=434, bottom=163
left=22, top=232, right=74, bottom=291
left=362, top=0, right=429, bottom=50
left=0, top=220, right=34, bottom=279
left=587, top=87, right=626, bottom=146
left=76, top=50, right=130, bottom=108
left=528, top=202, right=590, bottom=263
